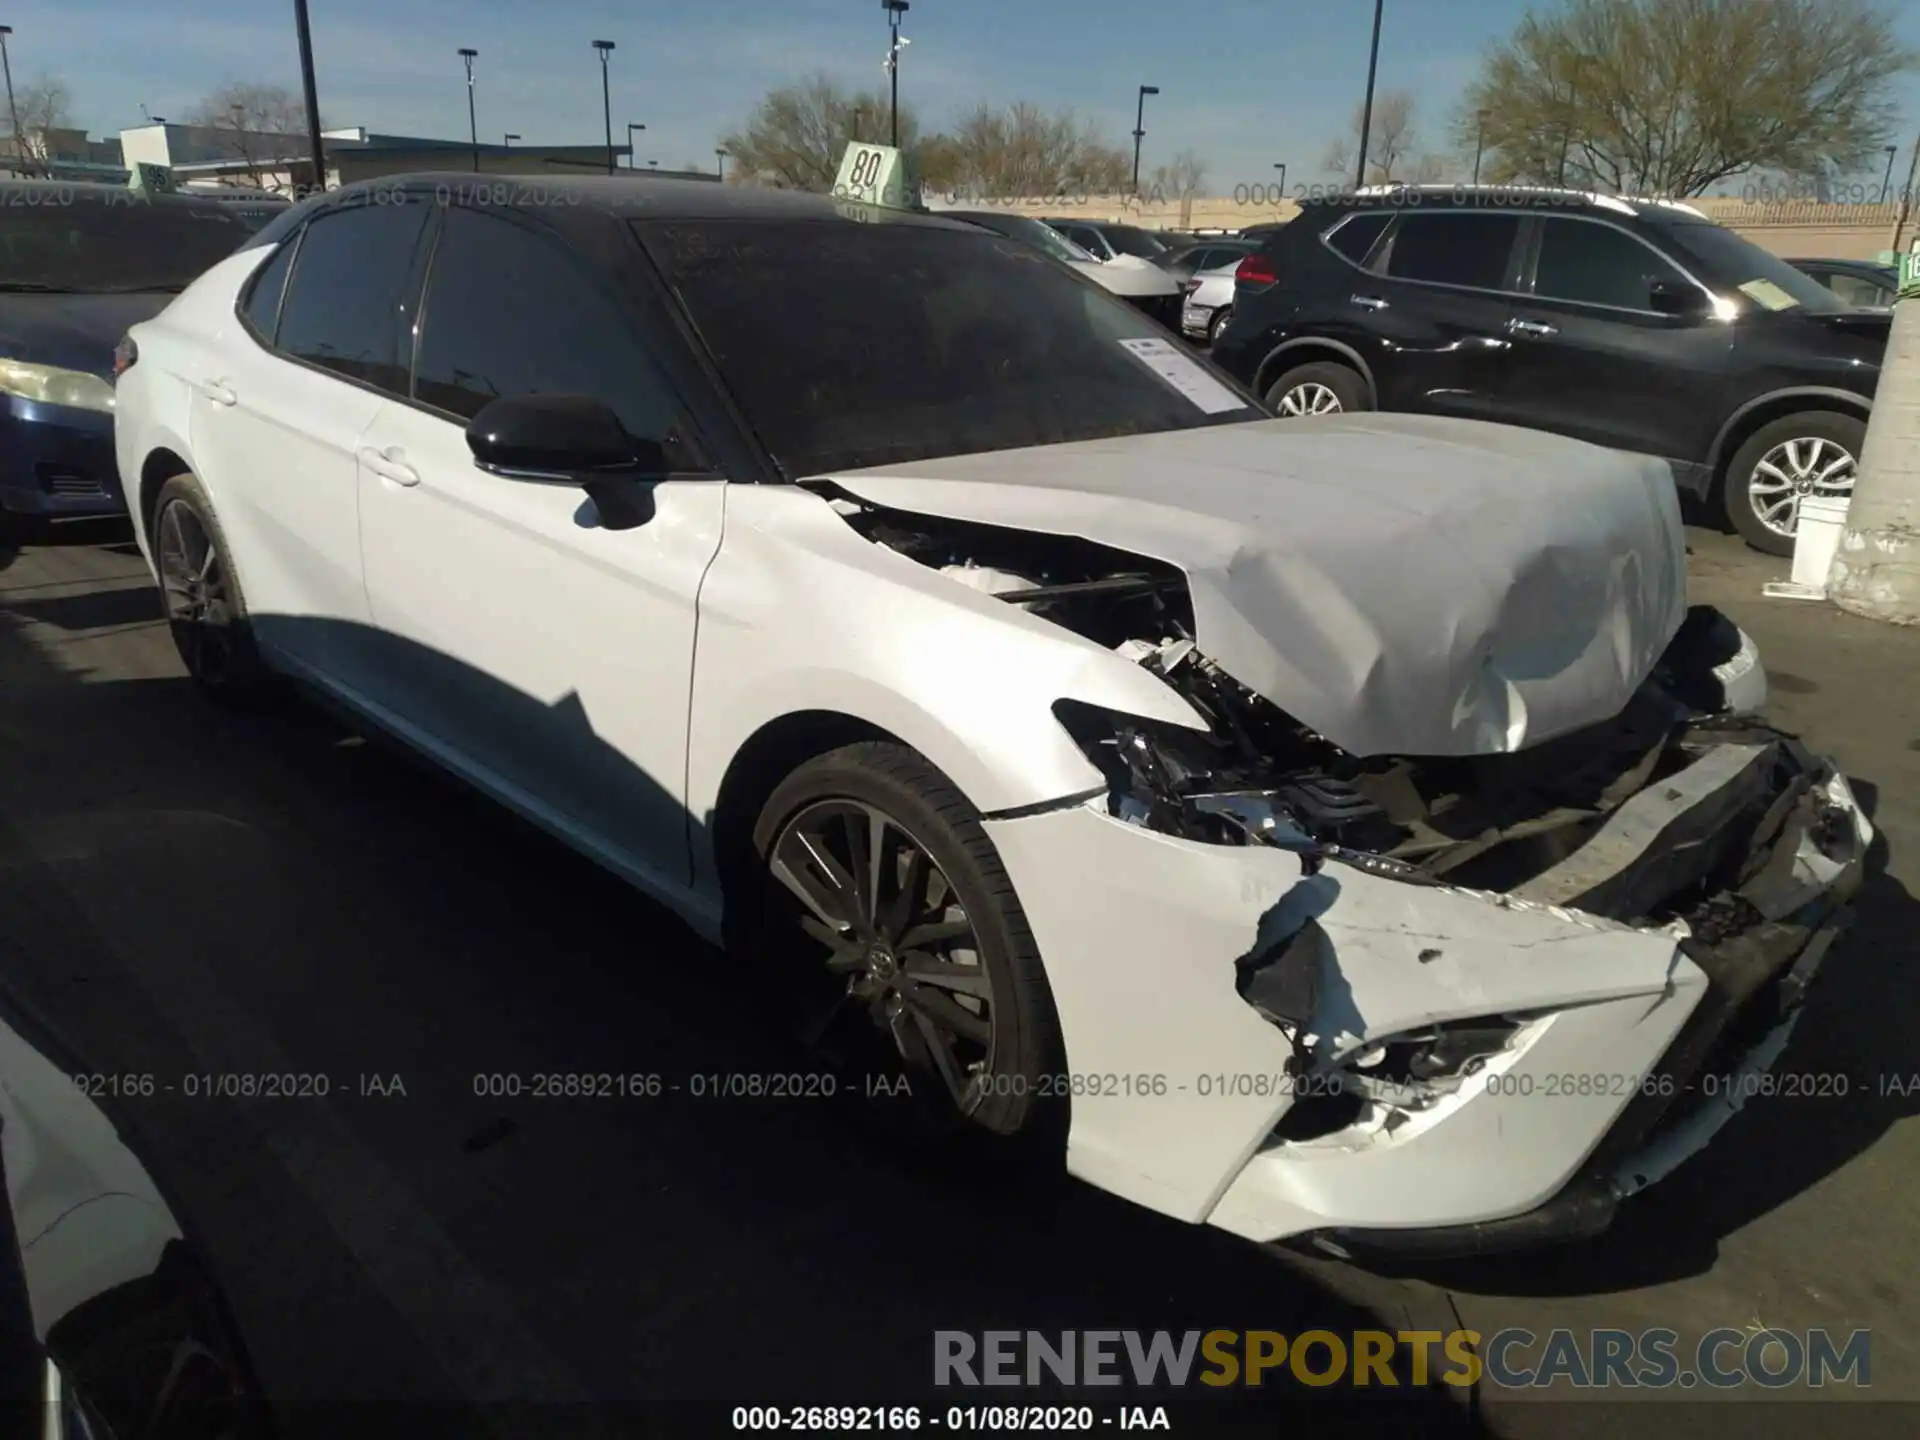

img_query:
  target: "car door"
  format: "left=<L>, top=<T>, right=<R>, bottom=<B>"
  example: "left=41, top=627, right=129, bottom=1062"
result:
left=1355, top=210, right=1525, bottom=419
left=1500, top=214, right=1733, bottom=462
left=354, top=202, right=725, bottom=891
left=188, top=195, right=434, bottom=686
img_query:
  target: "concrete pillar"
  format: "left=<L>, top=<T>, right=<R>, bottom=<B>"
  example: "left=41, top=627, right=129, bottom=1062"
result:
left=1828, top=258, right=1920, bottom=624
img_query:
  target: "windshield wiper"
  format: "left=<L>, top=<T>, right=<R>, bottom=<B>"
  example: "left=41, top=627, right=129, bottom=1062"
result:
left=0, top=282, right=83, bottom=293
left=87, top=283, right=188, bottom=294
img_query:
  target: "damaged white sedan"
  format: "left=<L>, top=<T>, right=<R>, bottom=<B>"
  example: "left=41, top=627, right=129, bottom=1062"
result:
left=114, top=177, right=1870, bottom=1260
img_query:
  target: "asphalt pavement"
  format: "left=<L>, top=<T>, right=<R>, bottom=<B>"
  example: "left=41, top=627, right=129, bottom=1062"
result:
left=0, top=518, right=1914, bottom=1438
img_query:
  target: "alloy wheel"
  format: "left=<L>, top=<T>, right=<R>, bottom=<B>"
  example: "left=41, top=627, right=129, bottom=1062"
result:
left=156, top=500, right=236, bottom=683
left=1747, top=436, right=1856, bottom=540
left=1277, top=381, right=1343, bottom=417
left=767, top=798, right=996, bottom=1116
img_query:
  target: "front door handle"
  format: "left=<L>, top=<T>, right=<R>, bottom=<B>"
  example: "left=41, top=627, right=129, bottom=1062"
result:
left=1349, top=294, right=1389, bottom=311
left=1509, top=318, right=1558, bottom=337
left=358, top=446, right=420, bottom=487
left=200, top=379, right=237, bottom=407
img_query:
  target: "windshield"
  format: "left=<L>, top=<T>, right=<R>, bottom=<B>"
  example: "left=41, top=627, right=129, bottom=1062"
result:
left=1652, top=217, right=1846, bottom=315
left=640, top=219, right=1256, bottom=476
left=948, top=212, right=1097, bottom=264
left=1102, top=225, right=1170, bottom=259
left=0, top=194, right=251, bottom=292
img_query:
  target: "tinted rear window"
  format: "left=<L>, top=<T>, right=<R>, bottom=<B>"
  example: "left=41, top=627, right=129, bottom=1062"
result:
left=639, top=219, right=1255, bottom=475
left=1102, top=225, right=1169, bottom=259
left=1325, top=212, right=1391, bottom=265
left=0, top=192, right=251, bottom=292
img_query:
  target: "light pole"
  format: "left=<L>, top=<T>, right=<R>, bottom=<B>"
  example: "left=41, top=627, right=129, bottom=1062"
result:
left=627, top=122, right=645, bottom=171
left=1880, top=145, right=1899, bottom=204
left=716, top=146, right=728, bottom=181
left=504, top=131, right=519, bottom=149
left=1472, top=109, right=1487, bottom=185
left=883, top=0, right=910, bottom=150
left=1272, top=160, right=1287, bottom=202
left=0, top=26, right=23, bottom=178
left=1131, top=84, right=1159, bottom=197
left=591, top=39, right=616, bottom=175
left=293, top=0, right=327, bottom=194
left=1355, top=0, right=1383, bottom=190
left=458, top=48, right=479, bottom=173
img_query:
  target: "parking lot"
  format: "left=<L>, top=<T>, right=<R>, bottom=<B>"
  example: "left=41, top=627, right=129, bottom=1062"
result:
left=1, top=517, right=1913, bottom=1436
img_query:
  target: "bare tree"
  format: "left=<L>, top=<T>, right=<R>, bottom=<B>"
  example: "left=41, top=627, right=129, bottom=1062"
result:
left=1320, top=89, right=1421, bottom=185
left=943, top=101, right=1130, bottom=199
left=2, top=76, right=74, bottom=170
left=1148, top=149, right=1210, bottom=224
left=1454, top=0, right=1915, bottom=196
left=185, top=83, right=313, bottom=192
left=719, top=74, right=933, bottom=191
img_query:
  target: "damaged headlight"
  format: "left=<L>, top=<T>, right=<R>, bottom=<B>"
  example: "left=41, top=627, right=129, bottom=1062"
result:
left=1327, top=1020, right=1524, bottom=1110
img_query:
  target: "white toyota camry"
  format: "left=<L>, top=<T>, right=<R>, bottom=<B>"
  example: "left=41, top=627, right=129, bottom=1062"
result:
left=113, top=176, right=1871, bottom=1262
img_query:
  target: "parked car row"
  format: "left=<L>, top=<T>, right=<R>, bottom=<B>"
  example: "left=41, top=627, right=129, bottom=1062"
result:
left=1206, top=185, right=1890, bottom=555
left=96, top=173, right=1871, bottom=1266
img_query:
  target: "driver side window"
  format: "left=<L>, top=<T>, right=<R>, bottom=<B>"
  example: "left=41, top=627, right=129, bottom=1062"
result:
left=410, top=205, right=683, bottom=443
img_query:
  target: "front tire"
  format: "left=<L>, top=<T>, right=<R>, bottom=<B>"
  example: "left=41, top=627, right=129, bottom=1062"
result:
left=151, top=472, right=275, bottom=703
left=1265, top=359, right=1368, bottom=418
left=1722, top=410, right=1864, bottom=557
left=747, top=742, right=1065, bottom=1145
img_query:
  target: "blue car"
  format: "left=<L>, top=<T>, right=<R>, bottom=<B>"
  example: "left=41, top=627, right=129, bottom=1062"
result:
left=0, top=182, right=252, bottom=536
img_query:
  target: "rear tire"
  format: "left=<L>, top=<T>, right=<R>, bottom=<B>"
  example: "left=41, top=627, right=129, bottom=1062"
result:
left=1265, top=360, right=1369, bottom=418
left=151, top=472, right=276, bottom=704
left=1722, top=410, right=1864, bottom=558
left=1207, top=307, right=1234, bottom=345
left=745, top=741, right=1065, bottom=1150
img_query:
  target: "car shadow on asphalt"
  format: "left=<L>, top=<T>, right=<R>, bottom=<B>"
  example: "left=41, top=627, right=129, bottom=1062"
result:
left=0, top=568, right=1493, bottom=1435
left=1383, top=779, right=1919, bottom=1298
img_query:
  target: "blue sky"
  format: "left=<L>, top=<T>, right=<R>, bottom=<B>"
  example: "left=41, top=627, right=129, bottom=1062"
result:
left=19, top=0, right=1920, bottom=189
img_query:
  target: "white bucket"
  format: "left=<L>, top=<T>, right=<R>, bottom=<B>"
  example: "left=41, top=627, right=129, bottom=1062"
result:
left=1791, top=495, right=1851, bottom=590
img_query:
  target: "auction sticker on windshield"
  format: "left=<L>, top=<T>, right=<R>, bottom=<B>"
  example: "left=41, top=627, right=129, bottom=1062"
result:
left=1118, top=338, right=1249, bottom=415
left=1737, top=279, right=1801, bottom=311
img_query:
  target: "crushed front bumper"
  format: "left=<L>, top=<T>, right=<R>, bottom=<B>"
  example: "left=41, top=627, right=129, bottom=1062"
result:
left=983, top=725, right=1871, bottom=1252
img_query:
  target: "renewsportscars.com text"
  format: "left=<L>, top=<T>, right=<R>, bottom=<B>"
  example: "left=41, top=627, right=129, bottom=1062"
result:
left=934, top=1328, right=1870, bottom=1390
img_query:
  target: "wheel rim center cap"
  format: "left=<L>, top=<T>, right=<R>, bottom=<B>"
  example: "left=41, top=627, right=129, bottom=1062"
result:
left=866, top=945, right=898, bottom=981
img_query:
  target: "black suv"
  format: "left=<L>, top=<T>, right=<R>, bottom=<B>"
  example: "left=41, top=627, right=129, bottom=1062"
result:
left=1210, top=186, right=1889, bottom=554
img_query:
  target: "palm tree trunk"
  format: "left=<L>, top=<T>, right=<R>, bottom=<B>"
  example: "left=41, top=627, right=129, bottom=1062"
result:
left=1828, top=270, right=1920, bottom=624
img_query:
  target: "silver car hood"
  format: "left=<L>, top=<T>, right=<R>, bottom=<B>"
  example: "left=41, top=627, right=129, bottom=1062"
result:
left=825, top=414, right=1688, bottom=757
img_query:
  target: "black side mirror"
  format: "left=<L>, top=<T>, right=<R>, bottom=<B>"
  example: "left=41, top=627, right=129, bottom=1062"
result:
left=1648, top=278, right=1705, bottom=317
left=465, top=394, right=666, bottom=483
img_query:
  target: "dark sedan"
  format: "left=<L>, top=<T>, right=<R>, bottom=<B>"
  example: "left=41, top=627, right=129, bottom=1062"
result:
left=0, top=183, right=251, bottom=536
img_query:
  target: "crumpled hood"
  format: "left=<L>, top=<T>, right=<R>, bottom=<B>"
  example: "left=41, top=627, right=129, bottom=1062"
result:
left=825, top=414, right=1688, bottom=757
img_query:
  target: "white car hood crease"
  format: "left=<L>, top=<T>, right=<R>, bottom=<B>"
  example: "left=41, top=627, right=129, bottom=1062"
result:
left=824, top=414, right=1688, bottom=758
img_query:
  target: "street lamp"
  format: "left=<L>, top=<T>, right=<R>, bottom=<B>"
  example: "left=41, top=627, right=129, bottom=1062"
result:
left=882, top=0, right=910, bottom=150
left=716, top=146, right=728, bottom=181
left=1881, top=145, right=1899, bottom=204
left=1472, top=109, right=1487, bottom=185
left=504, top=132, right=519, bottom=149
left=1272, top=161, right=1287, bottom=203
left=0, top=26, right=24, bottom=178
left=1355, top=0, right=1383, bottom=190
left=627, top=122, right=646, bottom=171
left=293, top=0, right=327, bottom=195
left=1131, top=84, right=1159, bottom=197
left=458, top=48, right=479, bottom=173
left=591, top=39, right=616, bottom=175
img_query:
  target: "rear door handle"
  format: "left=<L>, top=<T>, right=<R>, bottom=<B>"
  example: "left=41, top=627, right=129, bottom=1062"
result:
left=1349, top=294, right=1389, bottom=311
left=1509, top=318, right=1558, bottom=337
left=358, top=446, right=420, bottom=487
left=200, top=379, right=237, bottom=407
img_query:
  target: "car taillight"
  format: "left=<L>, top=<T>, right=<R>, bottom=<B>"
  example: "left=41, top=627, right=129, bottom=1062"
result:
left=1235, top=253, right=1278, bottom=288
left=112, top=335, right=138, bottom=379
left=1183, top=279, right=1201, bottom=296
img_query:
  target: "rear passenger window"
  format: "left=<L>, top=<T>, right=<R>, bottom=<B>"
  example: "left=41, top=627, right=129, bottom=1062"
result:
left=411, top=204, right=682, bottom=441
left=276, top=198, right=433, bottom=394
left=1325, top=212, right=1391, bottom=266
left=1381, top=213, right=1522, bottom=290
left=239, top=236, right=297, bottom=342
